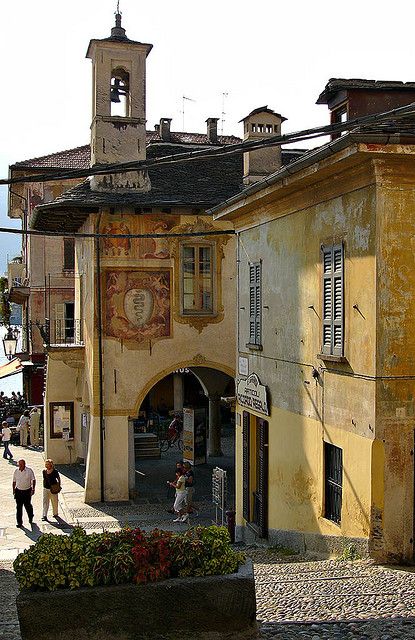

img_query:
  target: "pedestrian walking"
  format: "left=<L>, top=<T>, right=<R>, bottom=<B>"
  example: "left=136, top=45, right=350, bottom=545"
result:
left=182, top=460, right=198, bottom=521
left=42, top=459, right=61, bottom=521
left=17, top=410, right=30, bottom=447
left=29, top=407, right=40, bottom=447
left=1, top=420, right=13, bottom=460
left=167, top=467, right=187, bottom=523
left=12, top=459, right=36, bottom=527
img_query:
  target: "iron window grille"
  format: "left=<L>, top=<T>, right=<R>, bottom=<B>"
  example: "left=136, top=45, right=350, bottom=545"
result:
left=324, top=442, right=343, bottom=524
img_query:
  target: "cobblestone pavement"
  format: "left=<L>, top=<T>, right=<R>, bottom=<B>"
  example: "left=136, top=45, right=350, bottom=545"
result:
left=2, top=446, right=415, bottom=639
left=250, top=548, right=415, bottom=639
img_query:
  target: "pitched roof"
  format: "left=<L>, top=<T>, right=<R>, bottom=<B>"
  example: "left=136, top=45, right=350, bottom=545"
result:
left=11, top=132, right=242, bottom=170
left=317, top=78, right=415, bottom=104
left=31, top=143, right=245, bottom=231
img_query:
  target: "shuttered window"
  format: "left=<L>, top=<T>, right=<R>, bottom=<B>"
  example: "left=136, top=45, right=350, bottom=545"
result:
left=63, top=238, right=75, bottom=271
left=322, top=244, right=344, bottom=356
left=324, top=442, right=343, bottom=524
left=242, top=411, right=250, bottom=522
left=249, top=262, right=262, bottom=346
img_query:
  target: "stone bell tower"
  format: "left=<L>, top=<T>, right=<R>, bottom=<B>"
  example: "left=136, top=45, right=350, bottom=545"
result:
left=86, top=11, right=152, bottom=192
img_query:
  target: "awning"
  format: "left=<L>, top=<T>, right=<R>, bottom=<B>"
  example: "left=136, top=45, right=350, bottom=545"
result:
left=0, top=358, right=27, bottom=380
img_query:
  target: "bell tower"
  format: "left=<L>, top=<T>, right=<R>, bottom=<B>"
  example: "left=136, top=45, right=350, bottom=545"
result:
left=86, top=9, right=153, bottom=192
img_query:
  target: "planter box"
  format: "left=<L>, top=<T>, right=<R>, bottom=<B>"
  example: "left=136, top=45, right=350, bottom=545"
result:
left=17, top=560, right=258, bottom=640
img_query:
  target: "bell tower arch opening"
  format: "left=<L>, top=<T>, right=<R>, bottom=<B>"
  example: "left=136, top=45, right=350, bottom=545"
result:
left=110, top=67, right=130, bottom=117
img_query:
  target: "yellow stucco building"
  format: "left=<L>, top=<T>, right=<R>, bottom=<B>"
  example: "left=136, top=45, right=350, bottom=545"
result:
left=213, top=79, right=415, bottom=562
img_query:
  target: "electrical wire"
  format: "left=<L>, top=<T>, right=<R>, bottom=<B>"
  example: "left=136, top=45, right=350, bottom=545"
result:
left=2, top=101, right=415, bottom=187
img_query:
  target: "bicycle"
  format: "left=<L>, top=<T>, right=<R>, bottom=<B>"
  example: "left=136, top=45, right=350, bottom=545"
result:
left=159, top=431, right=183, bottom=453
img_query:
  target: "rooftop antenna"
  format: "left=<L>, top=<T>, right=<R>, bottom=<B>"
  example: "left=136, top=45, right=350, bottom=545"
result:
left=181, top=96, right=196, bottom=131
left=221, top=92, right=229, bottom=135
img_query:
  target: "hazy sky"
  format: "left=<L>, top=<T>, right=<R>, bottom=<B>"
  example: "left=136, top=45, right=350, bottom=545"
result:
left=1, top=0, right=415, bottom=274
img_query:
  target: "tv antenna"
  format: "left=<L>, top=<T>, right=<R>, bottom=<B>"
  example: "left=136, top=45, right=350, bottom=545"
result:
left=181, top=96, right=196, bottom=131
left=221, top=92, right=229, bottom=135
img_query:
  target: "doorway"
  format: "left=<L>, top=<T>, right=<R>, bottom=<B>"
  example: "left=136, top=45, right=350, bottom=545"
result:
left=243, top=412, right=268, bottom=538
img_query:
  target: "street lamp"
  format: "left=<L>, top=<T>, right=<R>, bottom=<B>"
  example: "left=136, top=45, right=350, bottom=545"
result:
left=2, top=326, right=19, bottom=360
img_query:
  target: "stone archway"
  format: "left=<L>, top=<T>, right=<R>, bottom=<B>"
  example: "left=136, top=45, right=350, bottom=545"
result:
left=132, top=361, right=235, bottom=458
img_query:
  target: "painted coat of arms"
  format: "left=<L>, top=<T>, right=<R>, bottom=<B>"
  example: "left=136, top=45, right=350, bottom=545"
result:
left=105, top=270, right=171, bottom=343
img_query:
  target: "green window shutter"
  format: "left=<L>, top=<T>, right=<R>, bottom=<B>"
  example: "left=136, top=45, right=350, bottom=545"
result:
left=249, top=262, right=262, bottom=345
left=321, top=244, right=344, bottom=356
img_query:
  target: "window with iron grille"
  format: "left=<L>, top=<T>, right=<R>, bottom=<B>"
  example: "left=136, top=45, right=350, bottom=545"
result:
left=63, top=238, right=75, bottom=271
left=324, top=442, right=343, bottom=524
left=181, top=244, right=214, bottom=314
left=322, top=244, right=344, bottom=356
left=249, top=262, right=262, bottom=346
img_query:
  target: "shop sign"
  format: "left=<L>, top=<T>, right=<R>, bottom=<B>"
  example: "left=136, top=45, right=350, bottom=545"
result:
left=236, top=373, right=269, bottom=416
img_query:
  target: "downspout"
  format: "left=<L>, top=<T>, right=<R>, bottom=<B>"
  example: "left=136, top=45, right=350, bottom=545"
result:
left=96, top=214, right=105, bottom=502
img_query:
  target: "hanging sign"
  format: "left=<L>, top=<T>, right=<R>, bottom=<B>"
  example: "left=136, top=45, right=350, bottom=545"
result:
left=236, top=373, right=270, bottom=416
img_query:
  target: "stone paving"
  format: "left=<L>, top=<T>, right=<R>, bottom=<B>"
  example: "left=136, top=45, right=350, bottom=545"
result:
left=2, top=445, right=415, bottom=639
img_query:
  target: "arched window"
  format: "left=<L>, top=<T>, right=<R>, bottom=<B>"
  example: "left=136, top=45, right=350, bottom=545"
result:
left=110, top=67, right=130, bottom=117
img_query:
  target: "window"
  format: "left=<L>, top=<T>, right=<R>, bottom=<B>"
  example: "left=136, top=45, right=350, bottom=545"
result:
left=324, top=442, right=343, bottom=524
left=249, top=262, right=262, bottom=346
left=63, top=238, right=75, bottom=271
left=322, top=244, right=344, bottom=357
left=182, top=244, right=213, bottom=314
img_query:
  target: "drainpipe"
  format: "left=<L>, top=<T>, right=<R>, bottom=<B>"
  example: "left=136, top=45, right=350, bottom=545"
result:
left=95, top=216, right=105, bottom=503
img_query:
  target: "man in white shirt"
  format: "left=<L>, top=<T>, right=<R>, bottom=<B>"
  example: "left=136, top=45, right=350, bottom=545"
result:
left=1, top=420, right=13, bottom=460
left=17, top=411, right=30, bottom=447
left=12, top=459, right=36, bottom=527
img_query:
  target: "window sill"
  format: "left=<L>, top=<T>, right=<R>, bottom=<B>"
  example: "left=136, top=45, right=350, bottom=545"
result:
left=246, top=343, right=263, bottom=352
left=317, top=353, right=347, bottom=363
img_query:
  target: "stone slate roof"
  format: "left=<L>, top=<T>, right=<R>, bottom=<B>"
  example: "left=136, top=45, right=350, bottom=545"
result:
left=11, top=133, right=242, bottom=170
left=317, top=78, right=415, bottom=104
left=31, top=143, right=244, bottom=231
left=26, top=137, right=307, bottom=231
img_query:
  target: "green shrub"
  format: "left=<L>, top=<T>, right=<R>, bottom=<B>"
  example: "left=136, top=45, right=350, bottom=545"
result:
left=13, top=525, right=245, bottom=592
left=169, top=526, right=246, bottom=578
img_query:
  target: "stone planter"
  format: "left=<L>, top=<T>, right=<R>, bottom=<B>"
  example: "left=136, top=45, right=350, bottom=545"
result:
left=16, top=560, right=258, bottom=640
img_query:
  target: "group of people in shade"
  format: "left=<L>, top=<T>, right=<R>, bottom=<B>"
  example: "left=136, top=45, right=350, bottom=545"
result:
left=1, top=407, right=41, bottom=460
left=168, top=460, right=197, bottom=523
left=11, top=458, right=61, bottom=528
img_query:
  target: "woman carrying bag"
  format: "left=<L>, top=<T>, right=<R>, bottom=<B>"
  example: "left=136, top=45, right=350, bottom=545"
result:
left=42, top=459, right=61, bottom=521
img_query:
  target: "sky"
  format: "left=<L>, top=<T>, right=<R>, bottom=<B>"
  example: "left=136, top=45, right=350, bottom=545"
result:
left=1, top=0, right=415, bottom=274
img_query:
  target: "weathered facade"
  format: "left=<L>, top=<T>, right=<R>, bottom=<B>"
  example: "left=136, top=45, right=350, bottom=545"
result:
left=213, top=80, right=415, bottom=562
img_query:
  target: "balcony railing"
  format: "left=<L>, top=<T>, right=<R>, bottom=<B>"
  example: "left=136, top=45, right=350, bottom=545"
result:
left=48, top=319, right=83, bottom=346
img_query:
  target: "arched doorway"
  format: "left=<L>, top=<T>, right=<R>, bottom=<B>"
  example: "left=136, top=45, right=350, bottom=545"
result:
left=131, top=366, right=235, bottom=509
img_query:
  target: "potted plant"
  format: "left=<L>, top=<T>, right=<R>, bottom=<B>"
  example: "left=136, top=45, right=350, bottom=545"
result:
left=14, top=525, right=258, bottom=640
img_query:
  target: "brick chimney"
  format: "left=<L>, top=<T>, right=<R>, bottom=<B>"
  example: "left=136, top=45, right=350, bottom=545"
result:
left=206, top=117, right=219, bottom=144
left=240, top=106, right=286, bottom=185
left=160, top=118, right=172, bottom=141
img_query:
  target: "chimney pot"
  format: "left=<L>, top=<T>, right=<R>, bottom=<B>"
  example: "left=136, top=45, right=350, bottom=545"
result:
left=154, top=124, right=160, bottom=133
left=160, top=118, right=172, bottom=141
left=206, top=117, right=219, bottom=144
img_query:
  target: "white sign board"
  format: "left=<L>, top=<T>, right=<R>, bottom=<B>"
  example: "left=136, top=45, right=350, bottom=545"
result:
left=238, top=356, right=249, bottom=377
left=236, top=373, right=269, bottom=416
left=182, top=407, right=195, bottom=465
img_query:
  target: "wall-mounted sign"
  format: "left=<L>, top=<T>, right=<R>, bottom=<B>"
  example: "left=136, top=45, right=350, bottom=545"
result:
left=236, top=373, right=269, bottom=416
left=238, top=356, right=249, bottom=377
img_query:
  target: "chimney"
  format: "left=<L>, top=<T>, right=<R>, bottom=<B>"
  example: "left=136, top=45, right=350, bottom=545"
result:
left=240, top=106, right=286, bottom=185
left=154, top=123, right=160, bottom=134
left=160, top=118, right=172, bottom=141
left=206, top=117, right=219, bottom=144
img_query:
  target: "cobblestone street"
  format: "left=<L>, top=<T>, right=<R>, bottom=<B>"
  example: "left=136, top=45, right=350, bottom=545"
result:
left=2, top=551, right=415, bottom=639
left=1, top=447, right=415, bottom=638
